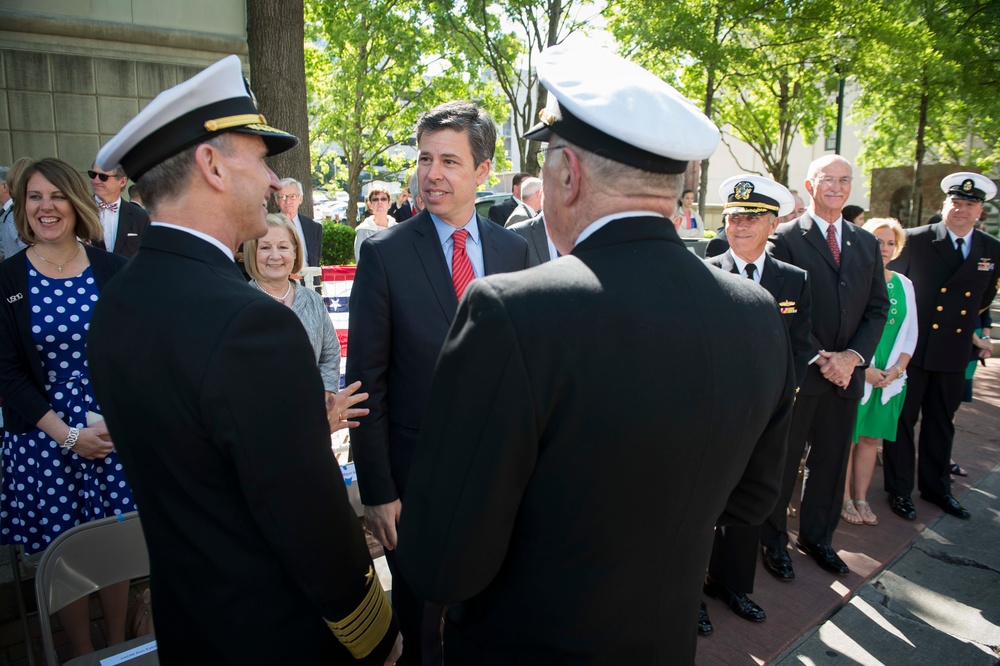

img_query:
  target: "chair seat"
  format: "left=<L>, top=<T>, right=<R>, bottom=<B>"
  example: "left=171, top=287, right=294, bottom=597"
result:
left=64, top=634, right=157, bottom=666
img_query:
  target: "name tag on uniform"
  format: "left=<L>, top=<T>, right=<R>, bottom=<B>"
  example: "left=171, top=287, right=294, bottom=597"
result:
left=779, top=300, right=797, bottom=314
left=977, top=258, right=994, bottom=271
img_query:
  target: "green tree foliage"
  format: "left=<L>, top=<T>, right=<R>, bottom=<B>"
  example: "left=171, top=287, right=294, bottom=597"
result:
left=429, top=0, right=596, bottom=175
left=306, top=0, right=504, bottom=226
left=608, top=0, right=839, bottom=196
left=321, top=221, right=356, bottom=265
left=850, top=0, right=1000, bottom=224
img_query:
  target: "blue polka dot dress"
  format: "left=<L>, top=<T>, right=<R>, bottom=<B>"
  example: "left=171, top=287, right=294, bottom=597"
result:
left=0, top=265, right=135, bottom=555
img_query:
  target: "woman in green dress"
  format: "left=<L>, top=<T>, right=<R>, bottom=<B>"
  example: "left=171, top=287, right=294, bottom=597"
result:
left=843, top=218, right=919, bottom=526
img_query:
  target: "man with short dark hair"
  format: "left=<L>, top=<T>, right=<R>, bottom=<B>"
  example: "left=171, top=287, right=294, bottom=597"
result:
left=348, top=100, right=528, bottom=665
left=89, top=162, right=149, bottom=258
left=127, top=183, right=143, bottom=208
left=883, top=172, right=1000, bottom=521
left=276, top=177, right=323, bottom=266
left=88, top=55, right=400, bottom=664
left=488, top=171, right=531, bottom=225
left=396, top=42, right=793, bottom=664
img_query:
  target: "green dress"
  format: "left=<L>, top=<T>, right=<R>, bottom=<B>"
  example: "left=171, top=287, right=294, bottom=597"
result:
left=853, top=273, right=907, bottom=441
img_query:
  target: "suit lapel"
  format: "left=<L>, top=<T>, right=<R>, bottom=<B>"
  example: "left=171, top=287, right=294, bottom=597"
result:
left=528, top=219, right=551, bottom=261
left=716, top=251, right=737, bottom=274
left=413, top=213, right=459, bottom=322
left=931, top=222, right=964, bottom=273
left=478, top=214, right=504, bottom=275
left=838, top=221, right=858, bottom=274
left=760, top=255, right=785, bottom=299
left=113, top=204, right=130, bottom=254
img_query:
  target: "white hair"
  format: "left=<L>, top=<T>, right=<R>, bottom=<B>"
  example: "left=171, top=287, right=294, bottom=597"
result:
left=520, top=177, right=542, bottom=199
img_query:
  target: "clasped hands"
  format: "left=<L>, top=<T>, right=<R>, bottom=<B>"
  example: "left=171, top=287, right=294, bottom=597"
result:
left=815, top=350, right=861, bottom=389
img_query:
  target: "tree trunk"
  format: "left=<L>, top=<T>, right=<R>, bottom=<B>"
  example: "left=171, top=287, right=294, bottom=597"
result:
left=697, top=13, right=722, bottom=222
left=246, top=0, right=313, bottom=216
left=909, top=86, right=929, bottom=228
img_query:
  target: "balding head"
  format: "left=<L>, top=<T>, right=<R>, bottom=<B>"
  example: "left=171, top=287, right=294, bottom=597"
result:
left=520, top=177, right=543, bottom=211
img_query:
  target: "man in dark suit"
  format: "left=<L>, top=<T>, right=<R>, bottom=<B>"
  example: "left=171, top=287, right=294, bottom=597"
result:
left=761, top=155, right=889, bottom=580
left=507, top=212, right=555, bottom=267
left=87, top=55, right=400, bottom=664
left=883, top=172, right=1000, bottom=521
left=89, top=163, right=150, bottom=258
left=277, top=177, right=323, bottom=266
left=487, top=171, right=530, bottom=225
left=395, top=41, right=794, bottom=664
left=701, top=175, right=811, bottom=634
left=388, top=172, right=418, bottom=222
left=347, top=100, right=529, bottom=665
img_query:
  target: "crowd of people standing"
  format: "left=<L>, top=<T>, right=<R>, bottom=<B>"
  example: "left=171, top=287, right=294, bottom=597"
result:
left=0, top=40, right=997, bottom=665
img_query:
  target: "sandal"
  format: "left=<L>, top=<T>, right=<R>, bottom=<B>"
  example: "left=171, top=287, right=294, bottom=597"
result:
left=854, top=500, right=878, bottom=525
left=841, top=500, right=863, bottom=525
left=949, top=463, right=968, bottom=477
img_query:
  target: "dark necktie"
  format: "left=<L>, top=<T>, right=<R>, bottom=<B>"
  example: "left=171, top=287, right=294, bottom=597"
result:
left=955, top=237, right=965, bottom=262
left=745, top=263, right=756, bottom=281
left=452, top=229, right=474, bottom=299
left=826, top=223, right=840, bottom=266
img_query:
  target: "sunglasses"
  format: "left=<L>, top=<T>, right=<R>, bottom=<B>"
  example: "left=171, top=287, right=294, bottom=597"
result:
left=87, top=170, right=117, bottom=182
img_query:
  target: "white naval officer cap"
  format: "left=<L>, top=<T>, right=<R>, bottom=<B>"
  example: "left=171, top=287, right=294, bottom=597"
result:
left=719, top=174, right=795, bottom=217
left=523, top=39, right=719, bottom=174
left=96, top=55, right=298, bottom=181
left=940, top=172, right=997, bottom=202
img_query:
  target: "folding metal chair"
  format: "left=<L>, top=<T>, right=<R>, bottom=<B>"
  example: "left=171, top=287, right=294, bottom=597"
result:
left=34, top=512, right=157, bottom=665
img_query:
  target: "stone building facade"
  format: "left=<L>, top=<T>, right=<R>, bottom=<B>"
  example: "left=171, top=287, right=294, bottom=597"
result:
left=0, top=3, right=247, bottom=172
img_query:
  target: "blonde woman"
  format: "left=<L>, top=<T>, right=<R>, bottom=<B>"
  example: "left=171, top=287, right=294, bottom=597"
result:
left=843, top=218, right=918, bottom=525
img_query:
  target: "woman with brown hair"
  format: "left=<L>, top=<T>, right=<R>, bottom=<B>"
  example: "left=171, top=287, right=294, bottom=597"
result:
left=0, top=157, right=133, bottom=655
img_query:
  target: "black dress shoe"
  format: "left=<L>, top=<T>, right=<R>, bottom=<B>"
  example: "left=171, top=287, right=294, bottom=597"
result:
left=761, top=546, right=794, bottom=581
left=704, top=580, right=766, bottom=622
left=698, top=601, right=713, bottom=636
left=920, top=492, right=971, bottom=519
left=888, top=494, right=917, bottom=520
left=796, top=540, right=850, bottom=575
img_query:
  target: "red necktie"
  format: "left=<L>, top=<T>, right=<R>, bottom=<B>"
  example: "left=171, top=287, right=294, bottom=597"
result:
left=99, top=201, right=119, bottom=213
left=826, top=223, right=840, bottom=266
left=452, top=229, right=475, bottom=299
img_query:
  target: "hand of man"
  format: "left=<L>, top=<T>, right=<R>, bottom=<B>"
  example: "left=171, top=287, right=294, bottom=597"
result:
left=819, top=350, right=859, bottom=388
left=365, top=500, right=402, bottom=550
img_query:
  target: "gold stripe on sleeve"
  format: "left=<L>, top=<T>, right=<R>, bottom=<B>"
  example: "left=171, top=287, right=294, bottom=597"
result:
left=325, top=566, right=393, bottom=659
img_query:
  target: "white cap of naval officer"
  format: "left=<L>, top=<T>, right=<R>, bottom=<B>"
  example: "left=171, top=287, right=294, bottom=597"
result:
left=940, top=172, right=997, bottom=203
left=96, top=55, right=297, bottom=180
left=719, top=175, right=796, bottom=217
left=524, top=39, right=719, bottom=174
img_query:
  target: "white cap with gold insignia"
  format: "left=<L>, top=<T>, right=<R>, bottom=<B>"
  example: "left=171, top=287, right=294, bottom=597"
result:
left=940, top=172, right=996, bottom=202
left=719, top=174, right=795, bottom=217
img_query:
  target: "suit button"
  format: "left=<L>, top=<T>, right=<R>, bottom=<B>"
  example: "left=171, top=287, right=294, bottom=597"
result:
left=933, top=324, right=939, bottom=329
left=966, top=291, right=972, bottom=297
left=941, top=288, right=947, bottom=293
left=957, top=328, right=963, bottom=333
left=961, top=310, right=967, bottom=315
left=937, top=306, right=944, bottom=311
left=840, top=281, right=846, bottom=286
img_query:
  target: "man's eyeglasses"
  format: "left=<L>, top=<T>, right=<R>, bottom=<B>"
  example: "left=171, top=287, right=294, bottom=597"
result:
left=275, top=194, right=302, bottom=201
left=815, top=176, right=852, bottom=186
left=531, top=145, right=567, bottom=166
left=87, top=171, right=115, bottom=182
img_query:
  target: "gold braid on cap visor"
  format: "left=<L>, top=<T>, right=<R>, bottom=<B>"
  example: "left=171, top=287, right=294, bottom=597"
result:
left=204, top=113, right=268, bottom=132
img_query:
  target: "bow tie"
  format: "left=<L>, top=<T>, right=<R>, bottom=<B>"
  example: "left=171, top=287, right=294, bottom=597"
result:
left=98, top=201, right=119, bottom=213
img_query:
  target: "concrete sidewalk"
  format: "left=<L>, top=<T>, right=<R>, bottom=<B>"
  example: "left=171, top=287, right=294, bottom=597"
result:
left=774, top=464, right=1000, bottom=664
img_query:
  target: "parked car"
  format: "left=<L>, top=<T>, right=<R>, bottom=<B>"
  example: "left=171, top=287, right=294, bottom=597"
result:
left=474, top=192, right=511, bottom=220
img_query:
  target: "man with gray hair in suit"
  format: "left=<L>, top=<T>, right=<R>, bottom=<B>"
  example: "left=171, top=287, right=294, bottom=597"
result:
left=1, top=165, right=27, bottom=259
left=504, top=177, right=543, bottom=227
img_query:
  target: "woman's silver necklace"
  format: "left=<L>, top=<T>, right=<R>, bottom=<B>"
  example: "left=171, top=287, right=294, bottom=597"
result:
left=32, top=243, right=81, bottom=272
left=254, top=279, right=292, bottom=302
